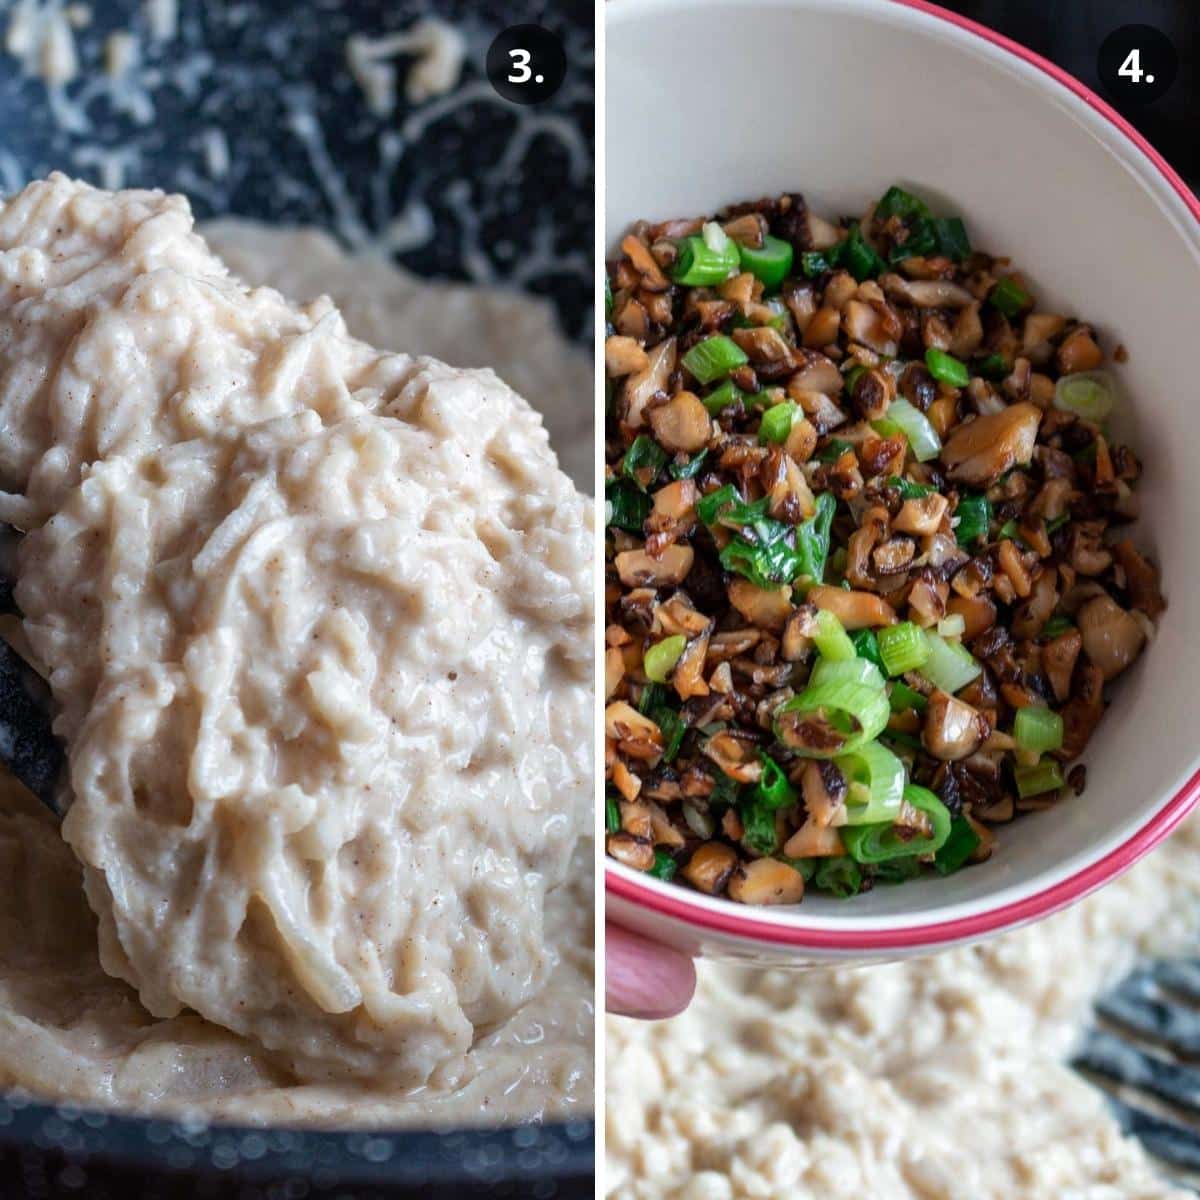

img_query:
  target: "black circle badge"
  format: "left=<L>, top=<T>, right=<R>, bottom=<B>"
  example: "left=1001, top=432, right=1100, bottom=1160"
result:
left=486, top=24, right=567, bottom=106
left=1098, top=24, right=1178, bottom=106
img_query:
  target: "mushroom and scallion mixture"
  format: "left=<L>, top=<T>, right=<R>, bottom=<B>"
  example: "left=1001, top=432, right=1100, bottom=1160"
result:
left=604, top=184, right=1163, bottom=905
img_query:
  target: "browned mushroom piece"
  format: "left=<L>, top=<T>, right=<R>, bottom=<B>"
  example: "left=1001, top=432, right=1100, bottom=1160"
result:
left=648, top=391, right=712, bottom=453
left=923, top=690, right=987, bottom=761
left=940, top=403, right=1042, bottom=486
left=782, top=818, right=845, bottom=859
left=727, top=578, right=793, bottom=633
left=1076, top=593, right=1146, bottom=682
left=605, top=701, right=666, bottom=764
left=727, top=858, right=806, bottom=905
left=702, top=731, right=764, bottom=783
left=614, top=545, right=694, bottom=589
left=1042, top=628, right=1082, bottom=703
left=620, top=337, right=677, bottom=430
left=607, top=832, right=655, bottom=872
left=801, top=760, right=848, bottom=829
left=807, top=584, right=897, bottom=629
left=893, top=492, right=949, bottom=536
left=681, top=842, right=739, bottom=895
left=1059, top=661, right=1106, bottom=759
left=672, top=631, right=711, bottom=700
left=1112, top=539, right=1165, bottom=619
left=882, top=274, right=976, bottom=309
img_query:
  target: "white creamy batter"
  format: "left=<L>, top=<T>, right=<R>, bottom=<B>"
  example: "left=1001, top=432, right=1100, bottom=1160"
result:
left=607, top=820, right=1200, bottom=1199
left=0, top=174, right=593, bottom=1127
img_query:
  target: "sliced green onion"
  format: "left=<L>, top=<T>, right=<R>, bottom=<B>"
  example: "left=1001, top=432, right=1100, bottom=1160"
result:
left=622, top=435, right=669, bottom=489
left=887, top=397, right=942, bottom=462
left=974, top=353, right=1009, bottom=381
left=738, top=234, right=794, bottom=290
left=989, top=276, right=1031, bottom=318
left=888, top=475, right=935, bottom=500
left=775, top=677, right=891, bottom=759
left=850, top=628, right=886, bottom=673
left=1014, top=760, right=1065, bottom=799
left=815, top=438, right=854, bottom=463
left=875, top=185, right=931, bottom=221
left=605, top=792, right=620, bottom=834
left=703, top=379, right=744, bottom=415
left=878, top=621, right=932, bottom=676
left=1045, top=512, right=1070, bottom=534
left=955, top=494, right=992, bottom=546
left=937, top=613, right=966, bottom=639
left=837, top=740, right=905, bottom=825
left=881, top=728, right=923, bottom=753
left=934, top=816, right=981, bottom=875
left=1054, top=370, right=1116, bottom=423
left=799, top=249, right=833, bottom=278
left=671, top=234, right=740, bottom=286
left=809, top=656, right=886, bottom=692
left=873, top=856, right=924, bottom=884
left=637, top=682, right=666, bottom=714
left=1041, top=615, right=1075, bottom=640
left=785, top=856, right=818, bottom=882
left=1014, top=705, right=1064, bottom=754
left=932, top=216, right=971, bottom=261
left=921, top=631, right=982, bottom=694
left=683, top=334, right=749, bottom=385
left=997, top=518, right=1020, bottom=542
left=888, top=218, right=938, bottom=264
left=696, top=483, right=740, bottom=526
left=644, top=635, right=686, bottom=683
left=795, top=491, right=837, bottom=583
left=924, top=347, right=970, bottom=388
left=814, top=856, right=863, bottom=898
left=759, top=400, right=798, bottom=444
left=650, top=704, right=687, bottom=762
left=841, top=784, right=952, bottom=863
left=738, top=796, right=779, bottom=856
left=605, top=479, right=652, bottom=533
left=605, top=276, right=613, bottom=321
left=889, top=681, right=929, bottom=713
left=812, top=608, right=856, bottom=662
left=670, top=449, right=709, bottom=480
left=649, top=849, right=678, bottom=880
left=756, top=751, right=798, bottom=810
left=843, top=224, right=887, bottom=282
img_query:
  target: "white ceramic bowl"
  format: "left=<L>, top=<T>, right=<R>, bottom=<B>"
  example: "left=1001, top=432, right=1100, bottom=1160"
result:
left=605, top=0, right=1200, bottom=965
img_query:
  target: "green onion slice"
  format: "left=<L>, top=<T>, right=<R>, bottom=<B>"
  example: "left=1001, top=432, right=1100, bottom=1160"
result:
left=703, top=379, right=744, bottom=415
left=1014, top=760, right=1065, bottom=799
left=837, top=740, right=905, bottom=825
left=814, top=856, right=863, bottom=898
left=1014, top=705, right=1064, bottom=754
left=924, top=347, right=970, bottom=388
left=622, top=434, right=669, bottom=489
left=889, top=681, right=929, bottom=713
left=841, top=784, right=952, bottom=863
left=812, top=608, right=856, bottom=662
left=934, top=816, right=981, bottom=875
left=809, top=655, right=886, bottom=692
left=756, top=751, right=798, bottom=810
left=886, top=398, right=942, bottom=462
left=671, top=234, right=741, bottom=287
left=649, top=849, right=678, bottom=880
left=878, top=621, right=932, bottom=676
left=738, top=234, right=794, bottom=290
left=850, top=628, right=886, bottom=673
left=989, top=276, right=1031, bottom=318
left=643, top=635, right=686, bottom=683
left=921, top=631, right=982, bottom=694
left=774, top=677, right=891, bottom=759
left=759, top=400, right=798, bottom=444
left=605, top=792, right=621, bottom=834
left=954, top=494, right=992, bottom=546
left=1054, top=370, right=1116, bottom=423
left=683, top=334, right=749, bottom=385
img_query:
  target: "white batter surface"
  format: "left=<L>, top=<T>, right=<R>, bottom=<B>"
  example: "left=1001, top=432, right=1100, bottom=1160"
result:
left=0, top=174, right=594, bottom=1128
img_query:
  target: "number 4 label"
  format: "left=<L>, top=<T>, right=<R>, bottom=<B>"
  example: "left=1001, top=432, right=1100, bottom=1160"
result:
left=1119, top=47, right=1145, bottom=83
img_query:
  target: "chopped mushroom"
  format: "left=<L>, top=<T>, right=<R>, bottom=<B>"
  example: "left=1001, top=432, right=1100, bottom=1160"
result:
left=648, top=391, right=712, bottom=453
left=941, top=403, right=1042, bottom=486
left=808, top=585, right=897, bottom=629
left=681, top=842, right=739, bottom=895
left=1077, top=594, right=1146, bottom=681
left=923, top=690, right=986, bottom=761
left=727, top=858, right=806, bottom=905
left=615, top=545, right=694, bottom=588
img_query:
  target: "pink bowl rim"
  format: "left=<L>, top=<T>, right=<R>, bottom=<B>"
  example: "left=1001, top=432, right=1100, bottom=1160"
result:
left=605, top=0, right=1200, bottom=952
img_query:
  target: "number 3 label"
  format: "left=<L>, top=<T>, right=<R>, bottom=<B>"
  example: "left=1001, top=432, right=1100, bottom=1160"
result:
left=508, top=48, right=532, bottom=84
